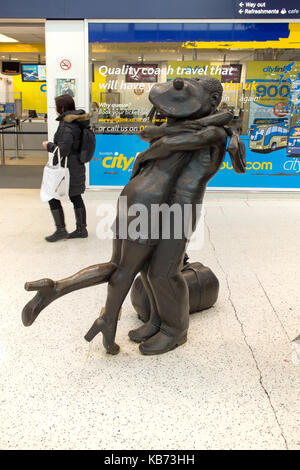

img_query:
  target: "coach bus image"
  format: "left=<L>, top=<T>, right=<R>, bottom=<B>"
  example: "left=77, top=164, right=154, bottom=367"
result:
left=287, top=99, right=300, bottom=158
left=249, top=118, right=289, bottom=153
left=286, top=125, right=300, bottom=157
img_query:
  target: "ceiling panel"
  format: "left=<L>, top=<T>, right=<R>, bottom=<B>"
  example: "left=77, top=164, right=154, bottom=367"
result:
left=0, top=23, right=45, bottom=44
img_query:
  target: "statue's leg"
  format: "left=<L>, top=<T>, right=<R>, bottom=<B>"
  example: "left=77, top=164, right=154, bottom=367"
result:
left=140, top=237, right=189, bottom=355
left=128, top=260, right=161, bottom=343
left=22, top=237, right=122, bottom=327
left=84, top=240, right=153, bottom=354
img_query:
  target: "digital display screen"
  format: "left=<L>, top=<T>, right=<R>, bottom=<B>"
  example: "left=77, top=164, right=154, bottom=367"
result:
left=221, top=64, right=242, bottom=83
left=2, top=61, right=20, bottom=75
left=125, top=64, right=158, bottom=83
left=21, top=64, right=46, bottom=82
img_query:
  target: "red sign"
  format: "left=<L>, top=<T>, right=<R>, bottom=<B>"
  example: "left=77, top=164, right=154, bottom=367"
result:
left=60, top=59, right=71, bottom=70
left=273, top=102, right=289, bottom=117
left=125, top=64, right=158, bottom=83
left=221, top=64, right=242, bottom=83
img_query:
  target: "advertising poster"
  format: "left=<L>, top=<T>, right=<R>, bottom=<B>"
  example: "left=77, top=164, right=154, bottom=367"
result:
left=240, top=61, right=300, bottom=189
left=88, top=60, right=300, bottom=190
left=209, top=139, right=300, bottom=190
left=89, top=133, right=300, bottom=190
left=246, top=61, right=300, bottom=128
left=55, top=79, right=76, bottom=98
left=89, top=134, right=300, bottom=190
left=0, top=103, right=15, bottom=114
left=89, top=134, right=148, bottom=187
left=21, top=64, right=46, bottom=82
left=125, top=64, right=159, bottom=83
left=287, top=79, right=300, bottom=157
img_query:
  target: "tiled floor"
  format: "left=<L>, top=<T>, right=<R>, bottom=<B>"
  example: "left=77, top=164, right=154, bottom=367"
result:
left=4, top=150, right=47, bottom=166
left=0, top=189, right=299, bottom=450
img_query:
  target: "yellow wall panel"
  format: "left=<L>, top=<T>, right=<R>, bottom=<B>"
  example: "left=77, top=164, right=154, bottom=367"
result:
left=13, top=74, right=47, bottom=114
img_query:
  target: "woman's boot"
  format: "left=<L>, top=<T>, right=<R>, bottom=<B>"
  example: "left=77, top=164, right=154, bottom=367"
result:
left=45, top=208, right=68, bottom=242
left=68, top=207, right=88, bottom=239
left=128, top=266, right=161, bottom=342
left=85, top=317, right=120, bottom=355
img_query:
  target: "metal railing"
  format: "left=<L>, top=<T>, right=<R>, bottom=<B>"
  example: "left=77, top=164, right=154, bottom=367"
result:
left=0, top=124, right=48, bottom=165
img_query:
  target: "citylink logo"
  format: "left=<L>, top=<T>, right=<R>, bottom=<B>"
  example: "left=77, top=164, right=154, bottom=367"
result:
left=262, top=65, right=286, bottom=73
left=102, top=152, right=135, bottom=171
left=221, top=161, right=272, bottom=171
left=284, top=159, right=300, bottom=173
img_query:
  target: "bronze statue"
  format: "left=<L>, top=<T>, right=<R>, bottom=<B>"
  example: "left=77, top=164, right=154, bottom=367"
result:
left=22, top=77, right=237, bottom=356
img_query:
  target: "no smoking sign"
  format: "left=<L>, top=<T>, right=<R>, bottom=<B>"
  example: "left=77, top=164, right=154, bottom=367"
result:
left=60, top=59, right=71, bottom=70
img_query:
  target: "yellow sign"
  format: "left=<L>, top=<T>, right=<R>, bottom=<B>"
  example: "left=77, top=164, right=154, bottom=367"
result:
left=0, top=43, right=45, bottom=53
left=246, top=61, right=300, bottom=81
left=92, top=67, right=106, bottom=104
left=246, top=61, right=300, bottom=110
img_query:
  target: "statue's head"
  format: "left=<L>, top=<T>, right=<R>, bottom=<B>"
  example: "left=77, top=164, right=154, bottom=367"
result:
left=149, top=77, right=223, bottom=119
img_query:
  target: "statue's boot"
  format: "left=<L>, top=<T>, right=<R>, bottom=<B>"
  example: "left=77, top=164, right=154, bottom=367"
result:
left=84, top=317, right=120, bottom=355
left=128, top=309, right=161, bottom=343
left=22, top=262, right=117, bottom=327
left=138, top=267, right=189, bottom=355
left=139, top=329, right=188, bottom=356
left=138, top=269, right=189, bottom=355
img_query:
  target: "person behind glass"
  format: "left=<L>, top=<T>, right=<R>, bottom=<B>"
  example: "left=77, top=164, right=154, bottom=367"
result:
left=42, top=94, right=89, bottom=242
left=90, top=101, right=99, bottom=131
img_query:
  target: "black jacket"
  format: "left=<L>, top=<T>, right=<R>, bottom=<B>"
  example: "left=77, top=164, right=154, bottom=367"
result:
left=47, top=110, right=90, bottom=197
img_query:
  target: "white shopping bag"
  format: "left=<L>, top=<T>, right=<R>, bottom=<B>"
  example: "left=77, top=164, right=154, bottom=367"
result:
left=40, top=147, right=70, bottom=202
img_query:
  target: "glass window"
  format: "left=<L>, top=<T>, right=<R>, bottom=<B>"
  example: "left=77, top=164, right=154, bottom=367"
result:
left=88, top=22, right=300, bottom=137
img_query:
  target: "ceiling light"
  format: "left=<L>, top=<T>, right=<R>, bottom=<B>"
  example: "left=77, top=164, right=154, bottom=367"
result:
left=0, top=34, right=18, bottom=43
left=11, top=58, right=18, bottom=60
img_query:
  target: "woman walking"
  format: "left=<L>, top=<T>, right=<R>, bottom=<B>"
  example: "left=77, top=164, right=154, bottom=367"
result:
left=43, top=94, right=89, bottom=241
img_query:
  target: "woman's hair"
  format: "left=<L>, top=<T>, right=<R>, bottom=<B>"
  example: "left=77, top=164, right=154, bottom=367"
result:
left=55, top=94, right=75, bottom=114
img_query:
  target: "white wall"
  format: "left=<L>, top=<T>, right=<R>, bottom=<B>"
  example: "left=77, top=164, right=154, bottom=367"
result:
left=45, top=20, right=88, bottom=141
left=0, top=73, right=14, bottom=103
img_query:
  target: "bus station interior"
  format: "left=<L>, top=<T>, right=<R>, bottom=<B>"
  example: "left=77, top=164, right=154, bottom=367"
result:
left=0, top=20, right=46, bottom=168
left=0, top=19, right=299, bottom=450
left=2, top=21, right=300, bottom=173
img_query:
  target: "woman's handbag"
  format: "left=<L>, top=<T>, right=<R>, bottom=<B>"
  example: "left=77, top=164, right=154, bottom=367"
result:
left=40, top=147, right=70, bottom=202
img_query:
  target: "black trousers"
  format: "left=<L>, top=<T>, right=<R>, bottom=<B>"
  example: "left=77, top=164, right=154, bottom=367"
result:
left=48, top=195, right=85, bottom=210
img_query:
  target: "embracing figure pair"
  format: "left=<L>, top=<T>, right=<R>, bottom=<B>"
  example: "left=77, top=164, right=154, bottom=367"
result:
left=22, top=77, right=232, bottom=356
